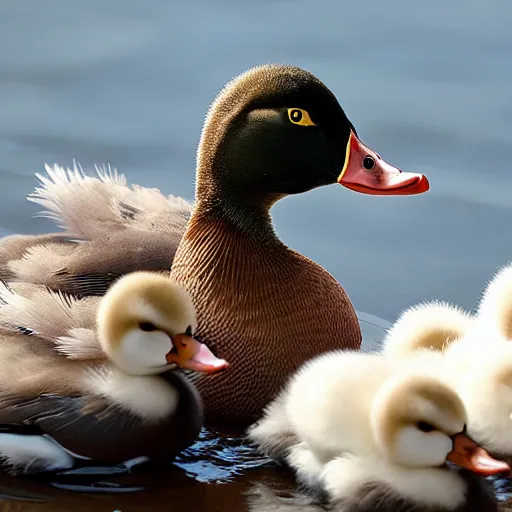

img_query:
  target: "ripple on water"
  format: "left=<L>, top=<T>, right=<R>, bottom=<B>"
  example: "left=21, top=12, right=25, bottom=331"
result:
left=173, top=427, right=271, bottom=483
left=492, top=474, right=512, bottom=503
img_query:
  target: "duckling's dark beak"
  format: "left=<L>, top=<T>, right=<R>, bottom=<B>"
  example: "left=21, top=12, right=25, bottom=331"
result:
left=166, top=334, right=229, bottom=374
left=446, top=433, right=510, bottom=476
left=337, top=131, right=430, bottom=196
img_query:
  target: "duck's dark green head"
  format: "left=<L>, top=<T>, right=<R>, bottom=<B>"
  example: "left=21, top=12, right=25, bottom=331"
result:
left=196, top=64, right=429, bottom=206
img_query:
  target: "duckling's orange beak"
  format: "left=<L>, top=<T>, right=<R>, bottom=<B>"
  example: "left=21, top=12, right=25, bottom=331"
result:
left=337, top=130, right=429, bottom=196
left=166, top=334, right=229, bottom=374
left=446, top=433, right=510, bottom=476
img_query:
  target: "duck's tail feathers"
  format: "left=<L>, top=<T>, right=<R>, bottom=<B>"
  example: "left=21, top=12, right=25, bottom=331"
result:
left=381, top=300, right=473, bottom=358
left=29, top=162, right=128, bottom=239
left=28, top=161, right=193, bottom=240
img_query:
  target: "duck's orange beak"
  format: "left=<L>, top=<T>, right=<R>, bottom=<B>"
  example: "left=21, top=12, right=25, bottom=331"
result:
left=446, top=433, right=510, bottom=476
left=337, top=130, right=429, bottom=196
left=166, top=334, right=229, bottom=374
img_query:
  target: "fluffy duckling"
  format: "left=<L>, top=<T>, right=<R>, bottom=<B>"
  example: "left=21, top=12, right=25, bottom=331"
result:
left=0, top=271, right=227, bottom=474
left=439, top=263, right=512, bottom=459
left=381, top=301, right=474, bottom=359
left=95, top=271, right=228, bottom=375
left=249, top=351, right=508, bottom=512
left=380, top=264, right=512, bottom=460
left=475, top=262, right=512, bottom=341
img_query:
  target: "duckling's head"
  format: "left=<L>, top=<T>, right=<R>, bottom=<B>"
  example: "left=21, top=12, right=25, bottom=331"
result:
left=371, top=372, right=508, bottom=476
left=97, top=271, right=228, bottom=376
left=382, top=301, right=473, bottom=358
left=197, top=64, right=429, bottom=210
left=447, top=262, right=512, bottom=457
left=447, top=340, right=512, bottom=458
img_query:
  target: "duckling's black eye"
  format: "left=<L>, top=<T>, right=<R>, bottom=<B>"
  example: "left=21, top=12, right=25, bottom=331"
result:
left=417, top=421, right=435, bottom=433
left=185, top=325, right=193, bottom=336
left=287, top=108, right=316, bottom=127
left=363, top=156, right=376, bottom=170
left=139, top=322, right=158, bottom=332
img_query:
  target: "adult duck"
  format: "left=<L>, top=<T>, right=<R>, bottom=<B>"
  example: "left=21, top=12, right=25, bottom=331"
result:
left=0, top=272, right=227, bottom=473
left=2, top=64, right=429, bottom=423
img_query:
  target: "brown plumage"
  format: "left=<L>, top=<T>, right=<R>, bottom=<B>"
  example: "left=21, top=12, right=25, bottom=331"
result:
left=2, top=163, right=190, bottom=296
left=171, top=212, right=360, bottom=422
left=0, top=233, right=76, bottom=281
left=0, top=64, right=429, bottom=424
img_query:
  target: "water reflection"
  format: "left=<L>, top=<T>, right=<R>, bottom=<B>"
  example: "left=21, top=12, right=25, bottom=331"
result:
left=175, top=428, right=270, bottom=483
left=0, top=451, right=295, bottom=511
left=1, top=456, right=511, bottom=511
left=246, top=484, right=324, bottom=512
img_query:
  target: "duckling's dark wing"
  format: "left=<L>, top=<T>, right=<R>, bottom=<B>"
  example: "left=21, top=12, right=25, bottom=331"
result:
left=456, top=470, right=498, bottom=512
left=0, top=371, right=202, bottom=463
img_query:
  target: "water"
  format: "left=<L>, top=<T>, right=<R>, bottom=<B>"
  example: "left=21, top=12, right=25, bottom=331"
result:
left=1, top=0, right=512, bottom=509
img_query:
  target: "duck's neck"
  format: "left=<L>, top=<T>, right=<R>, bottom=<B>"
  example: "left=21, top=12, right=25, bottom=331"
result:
left=170, top=193, right=292, bottom=306
left=192, top=194, right=283, bottom=246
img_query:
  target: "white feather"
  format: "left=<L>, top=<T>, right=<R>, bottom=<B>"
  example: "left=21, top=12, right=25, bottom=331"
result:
left=83, top=366, right=179, bottom=422
left=0, top=434, right=74, bottom=474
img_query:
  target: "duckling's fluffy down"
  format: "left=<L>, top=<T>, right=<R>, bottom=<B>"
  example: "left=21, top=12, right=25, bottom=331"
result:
left=381, top=301, right=474, bottom=358
left=248, top=347, right=497, bottom=511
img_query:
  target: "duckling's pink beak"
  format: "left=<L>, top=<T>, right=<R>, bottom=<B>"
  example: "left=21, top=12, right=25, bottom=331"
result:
left=446, top=433, right=510, bottom=476
left=166, top=334, right=229, bottom=374
left=337, top=130, right=429, bottom=196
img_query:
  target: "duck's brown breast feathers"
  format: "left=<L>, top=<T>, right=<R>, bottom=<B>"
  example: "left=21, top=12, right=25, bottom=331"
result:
left=170, top=214, right=361, bottom=423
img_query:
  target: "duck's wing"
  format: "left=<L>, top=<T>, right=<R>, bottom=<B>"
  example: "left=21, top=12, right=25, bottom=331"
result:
left=0, top=281, right=105, bottom=361
left=6, top=231, right=176, bottom=297
left=0, top=233, right=78, bottom=280
left=28, top=162, right=192, bottom=240
left=1, top=162, right=193, bottom=297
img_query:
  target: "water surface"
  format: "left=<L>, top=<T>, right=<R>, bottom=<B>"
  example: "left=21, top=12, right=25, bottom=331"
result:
left=1, top=0, right=512, bottom=509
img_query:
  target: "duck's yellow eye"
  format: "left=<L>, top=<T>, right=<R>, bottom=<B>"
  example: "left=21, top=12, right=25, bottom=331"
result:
left=288, top=108, right=316, bottom=127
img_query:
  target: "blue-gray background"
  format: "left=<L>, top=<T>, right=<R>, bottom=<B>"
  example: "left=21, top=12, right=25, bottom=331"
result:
left=1, top=0, right=511, bottom=328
